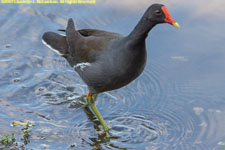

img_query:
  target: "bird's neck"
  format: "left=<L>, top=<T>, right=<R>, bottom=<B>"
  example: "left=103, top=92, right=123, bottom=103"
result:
left=128, top=16, right=156, bottom=43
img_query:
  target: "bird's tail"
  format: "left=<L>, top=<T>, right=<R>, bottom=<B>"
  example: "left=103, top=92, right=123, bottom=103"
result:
left=65, top=18, right=82, bottom=60
left=42, top=32, right=68, bottom=56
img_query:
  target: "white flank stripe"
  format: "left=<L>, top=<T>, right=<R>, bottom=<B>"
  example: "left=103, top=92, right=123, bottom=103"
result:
left=73, top=62, right=91, bottom=71
left=42, top=39, right=64, bottom=56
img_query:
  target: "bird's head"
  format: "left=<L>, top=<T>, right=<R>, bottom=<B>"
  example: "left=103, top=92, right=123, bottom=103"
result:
left=145, top=4, right=180, bottom=28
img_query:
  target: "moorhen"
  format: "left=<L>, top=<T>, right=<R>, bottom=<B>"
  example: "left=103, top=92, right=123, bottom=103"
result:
left=42, top=3, right=180, bottom=137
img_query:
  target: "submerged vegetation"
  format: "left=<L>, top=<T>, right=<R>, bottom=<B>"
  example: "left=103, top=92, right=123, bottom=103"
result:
left=0, top=133, right=15, bottom=145
left=0, top=120, right=33, bottom=149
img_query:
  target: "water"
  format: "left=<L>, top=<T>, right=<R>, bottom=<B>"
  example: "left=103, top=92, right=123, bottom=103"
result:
left=0, top=0, right=225, bottom=149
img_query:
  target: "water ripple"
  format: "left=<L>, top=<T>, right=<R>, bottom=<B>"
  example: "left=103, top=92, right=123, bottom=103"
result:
left=71, top=111, right=162, bottom=149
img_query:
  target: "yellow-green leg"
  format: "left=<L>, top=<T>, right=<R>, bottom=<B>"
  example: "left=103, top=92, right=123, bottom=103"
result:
left=87, top=93, right=110, bottom=138
left=81, top=94, right=98, bottom=108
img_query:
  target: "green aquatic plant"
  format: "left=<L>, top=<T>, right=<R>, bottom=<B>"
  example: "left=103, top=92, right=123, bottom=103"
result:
left=22, top=125, right=31, bottom=145
left=11, top=120, right=34, bottom=145
left=0, top=133, right=15, bottom=145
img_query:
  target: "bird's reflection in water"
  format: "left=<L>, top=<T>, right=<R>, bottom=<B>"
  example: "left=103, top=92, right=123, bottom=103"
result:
left=83, top=107, right=127, bottom=150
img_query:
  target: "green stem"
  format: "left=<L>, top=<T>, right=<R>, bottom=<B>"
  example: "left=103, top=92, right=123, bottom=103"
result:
left=87, top=95, right=110, bottom=138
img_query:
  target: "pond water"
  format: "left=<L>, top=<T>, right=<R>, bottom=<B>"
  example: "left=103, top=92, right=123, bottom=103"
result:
left=0, top=0, right=225, bottom=149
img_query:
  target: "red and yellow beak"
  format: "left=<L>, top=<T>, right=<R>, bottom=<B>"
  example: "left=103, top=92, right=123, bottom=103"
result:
left=161, top=6, right=180, bottom=29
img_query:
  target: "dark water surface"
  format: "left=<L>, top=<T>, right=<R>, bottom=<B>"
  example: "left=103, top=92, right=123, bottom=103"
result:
left=0, top=0, right=225, bottom=149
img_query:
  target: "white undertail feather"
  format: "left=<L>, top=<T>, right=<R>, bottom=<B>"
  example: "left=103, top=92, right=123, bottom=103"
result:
left=42, top=39, right=64, bottom=56
left=59, top=33, right=66, bottom=36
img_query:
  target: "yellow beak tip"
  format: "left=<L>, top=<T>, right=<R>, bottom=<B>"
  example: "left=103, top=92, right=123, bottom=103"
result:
left=172, top=22, right=180, bottom=29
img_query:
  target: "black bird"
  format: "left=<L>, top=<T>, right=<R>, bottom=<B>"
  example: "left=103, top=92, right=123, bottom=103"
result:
left=42, top=3, right=180, bottom=136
